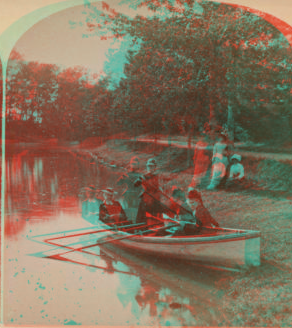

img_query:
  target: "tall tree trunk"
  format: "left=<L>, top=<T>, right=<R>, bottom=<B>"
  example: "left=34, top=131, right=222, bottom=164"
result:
left=227, top=102, right=234, bottom=143
left=168, top=133, right=172, bottom=167
left=187, top=124, right=194, bottom=168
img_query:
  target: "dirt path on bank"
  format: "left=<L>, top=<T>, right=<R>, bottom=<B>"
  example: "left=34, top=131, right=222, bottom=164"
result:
left=136, top=137, right=292, bottom=162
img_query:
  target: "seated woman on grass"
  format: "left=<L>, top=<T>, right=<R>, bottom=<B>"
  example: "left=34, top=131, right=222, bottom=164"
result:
left=226, top=154, right=245, bottom=190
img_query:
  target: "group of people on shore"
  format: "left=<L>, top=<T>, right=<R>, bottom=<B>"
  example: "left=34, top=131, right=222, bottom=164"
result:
left=190, top=129, right=245, bottom=191
left=82, top=156, right=220, bottom=236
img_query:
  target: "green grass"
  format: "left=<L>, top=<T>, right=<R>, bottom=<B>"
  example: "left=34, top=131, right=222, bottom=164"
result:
left=77, top=139, right=292, bottom=327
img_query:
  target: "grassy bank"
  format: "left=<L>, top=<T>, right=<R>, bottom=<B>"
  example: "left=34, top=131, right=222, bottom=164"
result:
left=75, top=139, right=292, bottom=326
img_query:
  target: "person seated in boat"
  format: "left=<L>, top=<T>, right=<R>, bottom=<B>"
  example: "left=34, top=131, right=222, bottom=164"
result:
left=134, top=158, right=163, bottom=226
left=82, top=185, right=102, bottom=225
left=163, top=189, right=220, bottom=236
left=99, top=188, right=129, bottom=226
left=225, top=154, right=245, bottom=190
left=185, top=189, right=220, bottom=228
left=117, top=156, right=143, bottom=223
left=163, top=186, right=186, bottom=220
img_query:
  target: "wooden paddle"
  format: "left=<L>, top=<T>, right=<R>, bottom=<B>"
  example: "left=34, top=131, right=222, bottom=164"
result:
left=117, top=167, right=194, bottom=217
left=79, top=223, right=177, bottom=250
left=49, top=222, right=163, bottom=257
left=45, top=222, right=146, bottom=243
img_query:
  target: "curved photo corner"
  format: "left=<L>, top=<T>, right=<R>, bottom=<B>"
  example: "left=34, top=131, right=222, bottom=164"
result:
left=1, top=0, right=292, bottom=327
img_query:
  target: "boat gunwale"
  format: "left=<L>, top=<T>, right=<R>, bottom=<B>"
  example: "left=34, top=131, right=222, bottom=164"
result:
left=115, top=233, right=261, bottom=245
left=99, top=223, right=261, bottom=244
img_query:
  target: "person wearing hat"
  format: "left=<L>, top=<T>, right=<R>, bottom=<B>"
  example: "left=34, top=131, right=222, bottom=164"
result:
left=226, top=154, right=245, bottom=189
left=163, top=186, right=187, bottom=220
left=165, top=189, right=219, bottom=236
left=117, top=156, right=142, bottom=223
left=134, top=158, right=163, bottom=226
left=82, top=185, right=103, bottom=224
left=99, top=188, right=129, bottom=225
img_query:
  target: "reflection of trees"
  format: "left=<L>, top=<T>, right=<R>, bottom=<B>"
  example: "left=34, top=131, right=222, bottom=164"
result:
left=135, top=278, right=159, bottom=317
left=4, top=149, right=122, bottom=236
left=99, top=250, right=116, bottom=274
left=103, top=242, right=228, bottom=325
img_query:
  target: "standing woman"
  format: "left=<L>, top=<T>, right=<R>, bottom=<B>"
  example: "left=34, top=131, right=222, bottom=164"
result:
left=189, top=129, right=211, bottom=189
left=135, top=158, right=162, bottom=226
left=117, top=156, right=142, bottom=223
left=207, top=132, right=231, bottom=190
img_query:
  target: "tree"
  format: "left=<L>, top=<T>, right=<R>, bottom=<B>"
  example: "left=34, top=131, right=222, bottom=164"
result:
left=80, top=0, right=292, bottom=144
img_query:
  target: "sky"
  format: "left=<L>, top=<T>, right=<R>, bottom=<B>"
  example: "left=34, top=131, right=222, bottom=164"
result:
left=0, top=0, right=292, bottom=75
left=1, top=0, right=292, bottom=36
left=0, top=0, right=150, bottom=75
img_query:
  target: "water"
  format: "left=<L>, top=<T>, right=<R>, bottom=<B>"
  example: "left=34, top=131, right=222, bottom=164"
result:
left=3, top=146, right=232, bottom=326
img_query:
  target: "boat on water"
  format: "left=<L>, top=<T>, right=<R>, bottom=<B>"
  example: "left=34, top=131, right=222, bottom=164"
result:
left=97, top=220, right=261, bottom=269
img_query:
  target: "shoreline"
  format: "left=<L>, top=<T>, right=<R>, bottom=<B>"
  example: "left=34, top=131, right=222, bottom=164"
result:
left=71, top=138, right=292, bottom=327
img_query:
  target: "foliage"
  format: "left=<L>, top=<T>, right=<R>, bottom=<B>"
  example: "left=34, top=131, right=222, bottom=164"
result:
left=5, top=53, right=115, bottom=141
left=2, top=1, right=292, bottom=144
left=79, top=0, right=292, bottom=142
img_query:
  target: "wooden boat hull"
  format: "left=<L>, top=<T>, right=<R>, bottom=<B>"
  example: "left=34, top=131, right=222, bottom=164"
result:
left=99, top=223, right=261, bottom=268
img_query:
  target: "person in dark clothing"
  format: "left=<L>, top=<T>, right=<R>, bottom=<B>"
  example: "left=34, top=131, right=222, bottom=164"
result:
left=99, top=188, right=129, bottom=226
left=117, top=156, right=142, bottom=223
left=134, top=158, right=162, bottom=226
left=163, top=186, right=186, bottom=220
left=165, top=189, right=220, bottom=236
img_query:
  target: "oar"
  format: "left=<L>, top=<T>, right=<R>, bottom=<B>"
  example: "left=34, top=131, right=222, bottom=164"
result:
left=51, top=223, right=163, bottom=258
left=118, top=167, right=193, bottom=217
left=83, top=152, right=189, bottom=217
left=36, top=222, right=159, bottom=259
left=44, top=222, right=146, bottom=243
left=44, top=222, right=151, bottom=255
left=79, top=223, right=177, bottom=251
left=146, top=212, right=180, bottom=226
left=121, top=171, right=219, bottom=228
left=83, top=153, right=195, bottom=220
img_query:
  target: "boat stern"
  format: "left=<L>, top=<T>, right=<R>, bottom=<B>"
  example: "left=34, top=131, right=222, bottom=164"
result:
left=244, top=234, right=261, bottom=266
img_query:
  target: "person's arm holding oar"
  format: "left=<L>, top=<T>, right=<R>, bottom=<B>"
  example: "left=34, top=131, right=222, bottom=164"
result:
left=124, top=160, right=218, bottom=231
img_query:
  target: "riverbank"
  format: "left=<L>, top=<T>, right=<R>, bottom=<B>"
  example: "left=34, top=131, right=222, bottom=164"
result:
left=72, top=138, right=292, bottom=327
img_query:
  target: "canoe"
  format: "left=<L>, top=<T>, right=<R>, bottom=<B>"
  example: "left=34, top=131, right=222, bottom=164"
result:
left=97, top=221, right=261, bottom=269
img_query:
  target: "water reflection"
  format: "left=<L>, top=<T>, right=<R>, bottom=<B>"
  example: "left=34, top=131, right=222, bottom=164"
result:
left=4, top=147, right=230, bottom=326
left=5, top=147, right=117, bottom=237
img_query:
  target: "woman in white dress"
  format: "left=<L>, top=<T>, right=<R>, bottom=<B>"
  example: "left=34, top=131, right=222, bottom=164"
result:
left=207, top=133, right=231, bottom=190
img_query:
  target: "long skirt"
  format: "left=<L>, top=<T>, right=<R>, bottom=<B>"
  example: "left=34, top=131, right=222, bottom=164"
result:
left=207, top=157, right=229, bottom=189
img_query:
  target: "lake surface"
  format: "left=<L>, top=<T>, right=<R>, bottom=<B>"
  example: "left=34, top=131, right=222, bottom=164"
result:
left=3, top=146, right=233, bottom=326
